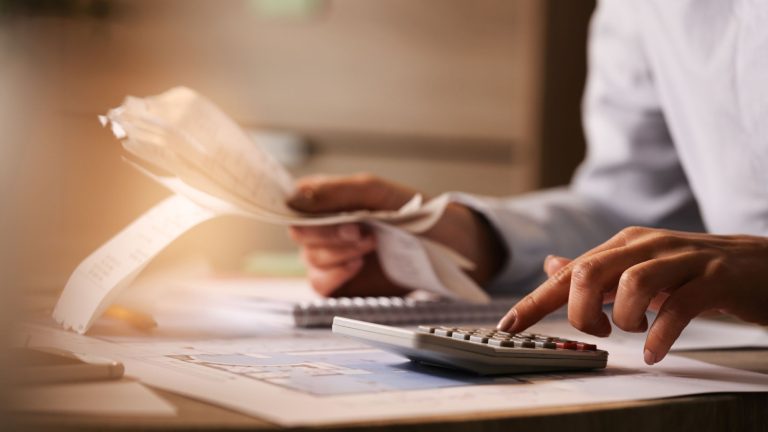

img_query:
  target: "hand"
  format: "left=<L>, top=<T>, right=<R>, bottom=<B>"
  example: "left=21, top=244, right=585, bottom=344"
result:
left=497, top=226, right=768, bottom=364
left=287, top=173, right=505, bottom=297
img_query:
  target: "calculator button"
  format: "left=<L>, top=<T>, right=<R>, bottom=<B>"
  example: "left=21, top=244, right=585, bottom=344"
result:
left=576, top=342, right=597, bottom=351
left=513, top=339, right=536, bottom=349
left=469, top=335, right=490, bottom=344
left=452, top=332, right=471, bottom=340
left=555, top=341, right=578, bottom=350
left=488, top=339, right=515, bottom=347
left=412, top=325, right=601, bottom=357
left=418, top=326, right=435, bottom=334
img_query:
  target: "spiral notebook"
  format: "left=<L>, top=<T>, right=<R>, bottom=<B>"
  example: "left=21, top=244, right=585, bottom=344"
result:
left=243, top=295, right=520, bottom=328
left=153, top=277, right=520, bottom=329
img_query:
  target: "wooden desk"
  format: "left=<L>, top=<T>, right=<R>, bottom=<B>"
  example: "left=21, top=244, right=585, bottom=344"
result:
left=8, top=348, right=767, bottom=432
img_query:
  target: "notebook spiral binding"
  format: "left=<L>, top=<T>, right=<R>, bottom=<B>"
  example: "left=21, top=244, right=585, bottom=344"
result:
left=292, top=296, right=519, bottom=328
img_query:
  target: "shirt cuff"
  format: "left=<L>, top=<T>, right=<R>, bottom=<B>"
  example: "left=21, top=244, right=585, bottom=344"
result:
left=448, top=192, right=552, bottom=295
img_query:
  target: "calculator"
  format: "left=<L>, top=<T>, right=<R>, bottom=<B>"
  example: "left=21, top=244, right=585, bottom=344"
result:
left=332, top=317, right=608, bottom=375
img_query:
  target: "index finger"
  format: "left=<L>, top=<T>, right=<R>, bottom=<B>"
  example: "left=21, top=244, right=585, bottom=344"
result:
left=497, top=230, right=632, bottom=332
left=497, top=266, right=571, bottom=332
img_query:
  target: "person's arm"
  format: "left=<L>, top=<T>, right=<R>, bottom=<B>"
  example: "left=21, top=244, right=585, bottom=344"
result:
left=464, top=0, right=704, bottom=295
left=286, top=0, right=702, bottom=299
left=495, top=0, right=768, bottom=365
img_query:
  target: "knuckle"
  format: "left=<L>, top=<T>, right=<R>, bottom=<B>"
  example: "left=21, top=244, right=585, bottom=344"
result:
left=549, top=266, right=571, bottom=286
left=706, top=257, right=732, bottom=279
left=662, top=300, right=695, bottom=323
left=571, top=260, right=600, bottom=289
left=652, top=233, right=683, bottom=250
left=619, top=267, right=649, bottom=293
left=620, top=226, right=648, bottom=241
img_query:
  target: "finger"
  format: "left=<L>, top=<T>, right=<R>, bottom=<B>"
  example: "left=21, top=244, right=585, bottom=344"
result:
left=301, top=240, right=376, bottom=269
left=567, top=247, right=652, bottom=336
left=497, top=266, right=571, bottom=332
left=289, top=224, right=370, bottom=247
left=498, top=229, right=646, bottom=333
left=643, top=279, right=709, bottom=365
left=288, top=174, right=416, bottom=213
left=612, top=252, right=705, bottom=332
left=306, top=259, right=364, bottom=296
left=567, top=236, right=686, bottom=336
left=648, top=292, right=671, bottom=311
left=544, top=255, right=572, bottom=277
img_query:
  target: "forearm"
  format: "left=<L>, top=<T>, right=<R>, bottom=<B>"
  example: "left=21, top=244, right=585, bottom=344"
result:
left=452, top=188, right=629, bottom=294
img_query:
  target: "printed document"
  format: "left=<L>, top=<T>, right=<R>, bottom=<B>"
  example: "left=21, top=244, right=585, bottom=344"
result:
left=20, top=315, right=768, bottom=427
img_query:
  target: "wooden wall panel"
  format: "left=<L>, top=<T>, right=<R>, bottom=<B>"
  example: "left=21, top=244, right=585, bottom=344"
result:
left=2, top=0, right=552, bottom=290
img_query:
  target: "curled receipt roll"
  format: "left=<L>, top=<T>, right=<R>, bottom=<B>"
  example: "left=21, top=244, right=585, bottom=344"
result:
left=53, top=87, right=490, bottom=334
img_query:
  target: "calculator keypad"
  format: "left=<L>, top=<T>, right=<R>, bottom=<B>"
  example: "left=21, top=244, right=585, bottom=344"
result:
left=418, top=326, right=597, bottom=351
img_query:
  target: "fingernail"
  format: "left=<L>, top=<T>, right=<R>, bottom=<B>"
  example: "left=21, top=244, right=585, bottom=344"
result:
left=644, top=348, right=656, bottom=365
left=496, top=309, right=517, bottom=331
left=544, top=255, right=568, bottom=275
left=543, top=255, right=556, bottom=274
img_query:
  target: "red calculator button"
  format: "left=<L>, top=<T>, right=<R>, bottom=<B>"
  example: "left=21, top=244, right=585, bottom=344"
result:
left=576, top=343, right=597, bottom=351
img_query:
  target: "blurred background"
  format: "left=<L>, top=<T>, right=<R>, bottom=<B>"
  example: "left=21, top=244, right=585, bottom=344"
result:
left=0, top=0, right=595, bottom=297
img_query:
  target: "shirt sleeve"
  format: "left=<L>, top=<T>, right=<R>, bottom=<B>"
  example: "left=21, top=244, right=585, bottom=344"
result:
left=458, top=0, right=704, bottom=295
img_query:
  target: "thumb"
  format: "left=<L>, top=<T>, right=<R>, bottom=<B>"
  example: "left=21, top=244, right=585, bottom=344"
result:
left=288, top=173, right=418, bottom=214
left=543, top=254, right=571, bottom=277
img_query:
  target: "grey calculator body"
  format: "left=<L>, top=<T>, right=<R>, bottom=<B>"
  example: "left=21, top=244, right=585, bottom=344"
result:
left=332, top=317, right=608, bottom=375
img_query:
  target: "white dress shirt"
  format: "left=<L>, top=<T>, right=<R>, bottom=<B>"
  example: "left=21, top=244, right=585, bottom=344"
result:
left=465, top=0, right=768, bottom=293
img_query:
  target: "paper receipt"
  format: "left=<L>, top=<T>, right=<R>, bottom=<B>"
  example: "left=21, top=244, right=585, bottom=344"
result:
left=53, top=87, right=490, bottom=333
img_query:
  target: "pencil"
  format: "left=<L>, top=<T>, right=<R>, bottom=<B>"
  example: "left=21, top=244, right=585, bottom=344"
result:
left=103, top=305, right=158, bottom=332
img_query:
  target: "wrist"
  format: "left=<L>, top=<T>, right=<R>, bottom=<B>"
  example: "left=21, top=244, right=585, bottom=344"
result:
left=467, top=207, right=507, bottom=286
left=425, top=203, right=507, bottom=287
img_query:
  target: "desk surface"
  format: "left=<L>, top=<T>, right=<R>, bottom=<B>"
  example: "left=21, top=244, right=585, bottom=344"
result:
left=9, top=348, right=768, bottom=432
